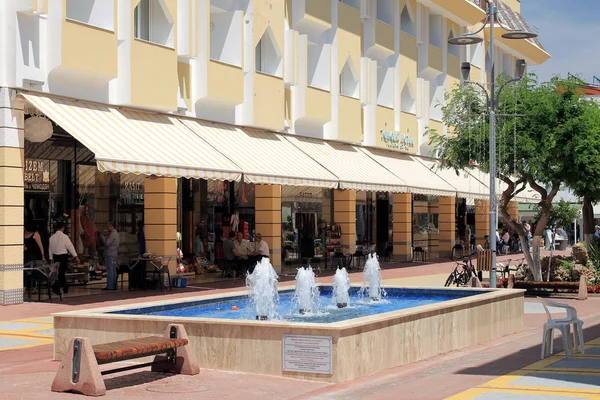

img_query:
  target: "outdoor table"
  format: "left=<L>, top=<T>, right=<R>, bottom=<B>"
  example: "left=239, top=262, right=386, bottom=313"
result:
left=23, top=261, right=58, bottom=302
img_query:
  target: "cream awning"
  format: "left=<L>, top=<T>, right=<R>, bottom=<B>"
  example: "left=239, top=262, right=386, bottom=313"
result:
left=285, top=137, right=406, bottom=192
left=416, top=158, right=490, bottom=200
left=21, top=92, right=242, bottom=181
left=179, top=121, right=339, bottom=188
left=361, top=148, right=457, bottom=197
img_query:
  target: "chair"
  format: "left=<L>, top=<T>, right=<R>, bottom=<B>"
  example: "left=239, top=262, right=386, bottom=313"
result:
left=116, top=256, right=131, bottom=291
left=539, top=297, right=584, bottom=359
left=452, top=241, right=465, bottom=260
left=413, top=243, right=426, bottom=262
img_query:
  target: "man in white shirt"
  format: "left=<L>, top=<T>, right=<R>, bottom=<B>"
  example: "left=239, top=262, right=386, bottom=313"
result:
left=254, top=233, right=269, bottom=258
left=49, top=222, right=80, bottom=295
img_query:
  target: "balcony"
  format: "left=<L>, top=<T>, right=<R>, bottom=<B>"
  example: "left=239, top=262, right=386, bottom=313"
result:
left=339, top=95, right=362, bottom=143
left=429, top=0, right=486, bottom=25
left=207, top=60, right=244, bottom=105
left=306, top=87, right=331, bottom=124
left=293, top=0, right=331, bottom=37
left=254, top=72, right=284, bottom=130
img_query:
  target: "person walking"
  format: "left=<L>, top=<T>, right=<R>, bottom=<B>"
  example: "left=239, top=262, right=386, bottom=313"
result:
left=102, top=222, right=120, bottom=290
left=49, top=222, right=79, bottom=295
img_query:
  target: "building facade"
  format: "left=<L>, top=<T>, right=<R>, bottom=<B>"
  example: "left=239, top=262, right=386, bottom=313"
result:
left=0, top=0, right=548, bottom=305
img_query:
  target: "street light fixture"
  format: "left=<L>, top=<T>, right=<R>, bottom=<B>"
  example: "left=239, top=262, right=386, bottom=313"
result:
left=449, top=0, right=536, bottom=289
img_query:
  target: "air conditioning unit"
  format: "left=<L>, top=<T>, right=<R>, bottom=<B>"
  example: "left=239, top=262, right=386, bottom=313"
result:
left=360, top=0, right=370, bottom=19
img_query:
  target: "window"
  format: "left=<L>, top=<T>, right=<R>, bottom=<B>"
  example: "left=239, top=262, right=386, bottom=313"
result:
left=429, top=14, right=442, bottom=48
left=340, top=57, right=359, bottom=98
left=448, top=32, right=460, bottom=57
left=134, top=0, right=150, bottom=41
left=134, top=0, right=175, bottom=47
left=377, top=0, right=393, bottom=25
left=255, top=27, right=283, bottom=76
left=340, top=0, right=359, bottom=9
left=400, top=6, right=415, bottom=36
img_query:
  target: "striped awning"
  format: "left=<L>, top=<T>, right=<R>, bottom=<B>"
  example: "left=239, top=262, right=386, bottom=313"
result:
left=21, top=92, right=242, bottom=181
left=285, top=137, right=406, bottom=192
left=361, top=148, right=457, bottom=197
left=179, top=120, right=339, bottom=188
left=416, top=158, right=490, bottom=200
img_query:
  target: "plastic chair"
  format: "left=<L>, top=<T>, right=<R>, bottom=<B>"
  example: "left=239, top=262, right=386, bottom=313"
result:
left=539, top=297, right=584, bottom=359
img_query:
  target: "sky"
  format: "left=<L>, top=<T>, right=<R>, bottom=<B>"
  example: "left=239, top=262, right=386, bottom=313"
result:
left=520, top=0, right=599, bottom=84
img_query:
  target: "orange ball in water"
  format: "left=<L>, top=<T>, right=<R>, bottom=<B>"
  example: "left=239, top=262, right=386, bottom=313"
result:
left=231, top=306, right=238, bottom=311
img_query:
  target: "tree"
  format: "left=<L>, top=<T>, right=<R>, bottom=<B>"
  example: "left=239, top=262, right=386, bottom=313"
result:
left=535, top=200, right=580, bottom=280
left=428, top=75, right=595, bottom=281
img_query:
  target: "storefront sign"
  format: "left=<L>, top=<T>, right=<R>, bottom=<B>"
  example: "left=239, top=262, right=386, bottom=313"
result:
left=381, top=130, right=415, bottom=151
left=24, top=159, right=50, bottom=191
left=282, top=334, right=332, bottom=374
left=119, top=181, right=144, bottom=205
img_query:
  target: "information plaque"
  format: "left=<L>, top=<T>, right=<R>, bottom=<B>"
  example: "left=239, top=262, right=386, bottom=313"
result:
left=282, top=334, right=332, bottom=374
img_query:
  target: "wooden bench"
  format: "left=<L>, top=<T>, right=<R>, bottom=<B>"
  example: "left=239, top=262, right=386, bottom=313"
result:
left=51, top=324, right=199, bottom=396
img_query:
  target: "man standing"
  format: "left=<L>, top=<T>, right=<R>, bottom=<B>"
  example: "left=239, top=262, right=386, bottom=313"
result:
left=49, top=222, right=80, bottom=296
left=103, top=222, right=120, bottom=290
left=522, top=220, right=531, bottom=252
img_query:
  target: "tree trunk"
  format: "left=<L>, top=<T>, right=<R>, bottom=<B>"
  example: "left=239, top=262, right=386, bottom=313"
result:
left=583, top=195, right=595, bottom=242
left=531, top=236, right=543, bottom=281
left=547, top=227, right=555, bottom=282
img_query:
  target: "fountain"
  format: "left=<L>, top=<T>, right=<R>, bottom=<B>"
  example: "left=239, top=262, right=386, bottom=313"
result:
left=361, top=253, right=385, bottom=301
left=332, top=267, right=350, bottom=308
left=293, top=266, right=319, bottom=314
left=246, top=257, right=279, bottom=320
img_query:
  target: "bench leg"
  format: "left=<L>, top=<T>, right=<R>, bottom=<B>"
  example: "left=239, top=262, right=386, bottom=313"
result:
left=152, top=324, right=200, bottom=375
left=51, top=337, right=106, bottom=396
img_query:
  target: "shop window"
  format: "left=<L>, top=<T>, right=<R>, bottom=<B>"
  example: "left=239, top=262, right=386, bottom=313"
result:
left=66, top=0, right=114, bottom=31
left=134, top=0, right=175, bottom=48
left=429, top=13, right=442, bottom=48
left=448, top=31, right=460, bottom=57
left=210, top=9, right=243, bottom=67
left=307, top=41, right=331, bottom=91
left=376, top=0, right=393, bottom=26
left=340, top=57, right=359, bottom=98
left=339, top=0, right=359, bottom=9
left=377, top=66, right=394, bottom=108
left=255, top=27, right=283, bottom=77
left=400, top=5, right=415, bottom=36
left=401, top=78, right=416, bottom=114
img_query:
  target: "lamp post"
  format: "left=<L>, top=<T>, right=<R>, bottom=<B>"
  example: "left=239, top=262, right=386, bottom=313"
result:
left=448, top=0, right=536, bottom=289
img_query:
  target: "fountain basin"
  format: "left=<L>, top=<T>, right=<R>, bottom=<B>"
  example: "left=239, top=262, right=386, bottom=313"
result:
left=53, top=285, right=524, bottom=383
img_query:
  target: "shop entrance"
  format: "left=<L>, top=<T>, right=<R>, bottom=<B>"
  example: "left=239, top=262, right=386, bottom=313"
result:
left=296, top=212, right=317, bottom=262
left=376, top=194, right=390, bottom=257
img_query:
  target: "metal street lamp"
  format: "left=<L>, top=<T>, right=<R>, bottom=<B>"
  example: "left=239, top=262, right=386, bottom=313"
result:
left=449, top=0, right=537, bottom=289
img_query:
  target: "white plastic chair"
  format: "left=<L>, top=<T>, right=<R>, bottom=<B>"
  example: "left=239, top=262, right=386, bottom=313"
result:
left=539, top=297, right=584, bottom=359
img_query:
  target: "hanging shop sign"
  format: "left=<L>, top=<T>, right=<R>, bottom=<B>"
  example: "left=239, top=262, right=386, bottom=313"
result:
left=24, top=159, right=50, bottom=191
left=380, top=130, right=415, bottom=151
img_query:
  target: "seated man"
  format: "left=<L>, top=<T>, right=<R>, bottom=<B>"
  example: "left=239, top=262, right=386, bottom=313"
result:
left=222, top=231, right=237, bottom=278
left=233, top=231, right=251, bottom=274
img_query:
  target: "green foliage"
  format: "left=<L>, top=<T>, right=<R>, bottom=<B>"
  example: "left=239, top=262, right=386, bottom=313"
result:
left=534, top=200, right=580, bottom=229
left=587, top=238, right=600, bottom=278
left=560, top=258, right=574, bottom=276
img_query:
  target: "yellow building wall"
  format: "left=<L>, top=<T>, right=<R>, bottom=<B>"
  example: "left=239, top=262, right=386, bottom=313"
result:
left=208, top=60, right=244, bottom=104
left=376, top=20, right=394, bottom=52
left=375, top=105, right=395, bottom=148
left=428, top=45, right=443, bottom=72
left=254, top=73, right=284, bottom=130
left=503, top=0, right=520, bottom=12
left=253, top=0, right=284, bottom=130
left=393, top=193, right=412, bottom=261
left=400, top=111, right=418, bottom=153
left=334, top=190, right=357, bottom=251
left=306, top=0, right=331, bottom=25
left=338, top=95, right=362, bottom=143
left=338, top=3, right=362, bottom=74
left=306, top=87, right=331, bottom=123
left=471, top=65, right=482, bottom=83
left=33, top=0, right=49, bottom=14
left=255, top=185, right=282, bottom=273
left=130, top=0, right=178, bottom=110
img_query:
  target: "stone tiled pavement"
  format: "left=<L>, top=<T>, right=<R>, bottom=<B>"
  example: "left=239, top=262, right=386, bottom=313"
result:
left=3, top=250, right=600, bottom=399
